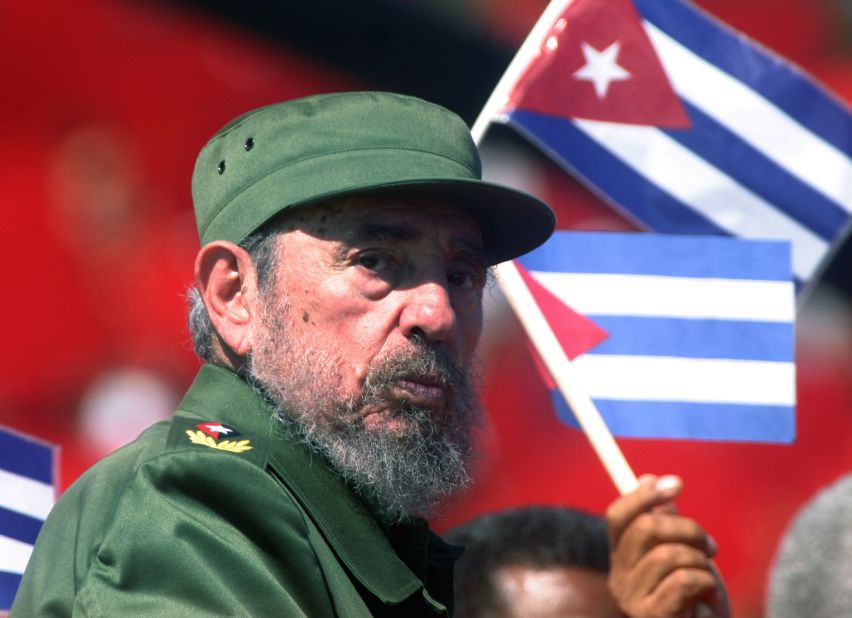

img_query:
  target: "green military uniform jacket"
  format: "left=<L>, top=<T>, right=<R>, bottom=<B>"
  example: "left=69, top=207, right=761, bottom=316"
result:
left=12, top=364, right=460, bottom=616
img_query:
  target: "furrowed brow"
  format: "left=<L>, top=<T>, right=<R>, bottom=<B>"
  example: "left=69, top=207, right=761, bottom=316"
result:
left=453, top=240, right=489, bottom=268
left=346, top=222, right=423, bottom=245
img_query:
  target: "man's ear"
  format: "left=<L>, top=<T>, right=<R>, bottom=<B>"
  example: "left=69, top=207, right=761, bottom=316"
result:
left=194, top=241, right=259, bottom=358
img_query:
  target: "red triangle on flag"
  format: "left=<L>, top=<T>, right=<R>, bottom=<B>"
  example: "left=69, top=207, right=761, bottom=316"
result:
left=515, top=262, right=609, bottom=361
left=506, top=0, right=689, bottom=128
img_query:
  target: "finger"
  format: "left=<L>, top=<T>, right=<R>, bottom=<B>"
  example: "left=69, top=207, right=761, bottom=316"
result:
left=642, top=567, right=719, bottom=618
left=653, top=499, right=680, bottom=516
left=614, top=512, right=713, bottom=569
left=627, top=542, right=712, bottom=596
left=612, top=559, right=720, bottom=618
left=607, top=475, right=683, bottom=548
left=610, top=542, right=712, bottom=607
left=707, top=562, right=732, bottom=617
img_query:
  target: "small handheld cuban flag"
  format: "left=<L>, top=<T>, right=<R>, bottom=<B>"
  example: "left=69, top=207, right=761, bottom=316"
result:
left=492, top=0, right=852, bottom=292
left=516, top=231, right=796, bottom=443
left=0, top=426, right=57, bottom=609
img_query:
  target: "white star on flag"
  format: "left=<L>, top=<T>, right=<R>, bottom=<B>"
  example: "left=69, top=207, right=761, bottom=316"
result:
left=203, top=424, right=233, bottom=435
left=573, top=41, right=631, bottom=99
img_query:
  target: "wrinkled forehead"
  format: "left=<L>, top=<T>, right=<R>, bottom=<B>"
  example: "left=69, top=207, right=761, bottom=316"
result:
left=282, top=194, right=485, bottom=249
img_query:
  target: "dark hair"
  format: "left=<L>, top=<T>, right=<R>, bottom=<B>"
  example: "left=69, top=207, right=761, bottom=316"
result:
left=444, top=506, right=610, bottom=617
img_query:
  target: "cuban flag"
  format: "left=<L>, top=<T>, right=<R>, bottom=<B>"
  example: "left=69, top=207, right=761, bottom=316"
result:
left=498, top=0, right=852, bottom=291
left=0, top=426, right=56, bottom=609
left=516, top=231, right=796, bottom=442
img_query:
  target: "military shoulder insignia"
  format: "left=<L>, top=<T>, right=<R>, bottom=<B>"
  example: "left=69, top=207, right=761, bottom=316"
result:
left=186, top=422, right=252, bottom=453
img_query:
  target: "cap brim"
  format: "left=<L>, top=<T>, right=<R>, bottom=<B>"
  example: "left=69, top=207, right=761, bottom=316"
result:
left=287, top=178, right=556, bottom=265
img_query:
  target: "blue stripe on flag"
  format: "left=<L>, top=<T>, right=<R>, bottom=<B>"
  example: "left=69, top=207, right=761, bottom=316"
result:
left=0, top=571, right=23, bottom=610
left=634, top=0, right=852, bottom=153
left=517, top=230, right=792, bottom=280
left=0, top=428, right=53, bottom=484
left=588, top=316, right=794, bottom=361
left=506, top=110, right=728, bottom=235
left=523, top=232, right=795, bottom=442
left=665, top=102, right=849, bottom=240
left=552, top=393, right=795, bottom=442
left=0, top=507, right=43, bottom=546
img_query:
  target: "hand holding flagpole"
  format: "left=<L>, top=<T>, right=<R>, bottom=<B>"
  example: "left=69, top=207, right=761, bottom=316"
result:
left=471, top=1, right=727, bottom=615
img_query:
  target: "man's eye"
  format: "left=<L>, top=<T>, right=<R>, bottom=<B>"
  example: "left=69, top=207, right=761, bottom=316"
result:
left=357, top=253, right=389, bottom=271
left=448, top=270, right=480, bottom=290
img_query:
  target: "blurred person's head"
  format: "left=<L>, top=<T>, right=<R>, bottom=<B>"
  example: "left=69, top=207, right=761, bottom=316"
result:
left=767, top=473, right=852, bottom=618
left=445, top=506, right=624, bottom=618
left=46, top=123, right=149, bottom=257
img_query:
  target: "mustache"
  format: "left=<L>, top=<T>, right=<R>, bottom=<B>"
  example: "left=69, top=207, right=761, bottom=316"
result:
left=357, top=338, right=468, bottom=408
left=248, top=324, right=482, bottom=520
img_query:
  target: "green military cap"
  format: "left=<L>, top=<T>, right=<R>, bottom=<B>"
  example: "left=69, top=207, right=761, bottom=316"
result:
left=192, top=91, right=555, bottom=264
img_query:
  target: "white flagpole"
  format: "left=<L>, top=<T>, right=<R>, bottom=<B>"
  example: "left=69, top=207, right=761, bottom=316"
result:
left=471, top=0, right=574, bottom=144
left=493, top=261, right=638, bottom=494
left=472, top=0, right=639, bottom=495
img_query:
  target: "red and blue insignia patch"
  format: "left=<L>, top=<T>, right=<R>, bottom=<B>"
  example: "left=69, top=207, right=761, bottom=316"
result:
left=187, top=422, right=252, bottom=453
left=196, top=422, right=240, bottom=440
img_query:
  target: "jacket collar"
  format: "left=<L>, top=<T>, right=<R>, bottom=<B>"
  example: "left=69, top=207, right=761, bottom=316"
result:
left=176, top=364, right=451, bottom=607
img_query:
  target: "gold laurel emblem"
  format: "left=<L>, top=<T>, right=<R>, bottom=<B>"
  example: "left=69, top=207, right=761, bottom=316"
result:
left=186, top=430, right=253, bottom=453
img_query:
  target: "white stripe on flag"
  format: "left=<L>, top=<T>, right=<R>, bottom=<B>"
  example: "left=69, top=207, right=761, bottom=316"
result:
left=644, top=21, right=852, bottom=212
left=573, top=118, right=828, bottom=281
left=0, top=469, right=54, bottom=520
left=572, top=355, right=796, bottom=405
left=530, top=271, right=795, bottom=321
left=0, top=534, right=34, bottom=575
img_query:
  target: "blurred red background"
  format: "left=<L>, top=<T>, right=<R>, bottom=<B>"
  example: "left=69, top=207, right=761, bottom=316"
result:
left=1, top=1, right=851, bottom=615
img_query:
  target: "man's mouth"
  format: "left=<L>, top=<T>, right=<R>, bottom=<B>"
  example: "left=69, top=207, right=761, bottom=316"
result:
left=392, top=376, right=447, bottom=408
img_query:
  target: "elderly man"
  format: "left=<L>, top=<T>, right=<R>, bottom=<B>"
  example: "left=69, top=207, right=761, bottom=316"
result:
left=13, top=92, right=723, bottom=616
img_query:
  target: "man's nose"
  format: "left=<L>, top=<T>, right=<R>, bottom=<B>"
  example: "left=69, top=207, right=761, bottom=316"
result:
left=399, top=280, right=457, bottom=343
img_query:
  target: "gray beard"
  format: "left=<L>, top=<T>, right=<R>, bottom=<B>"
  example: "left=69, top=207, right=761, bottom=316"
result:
left=247, top=308, right=482, bottom=522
